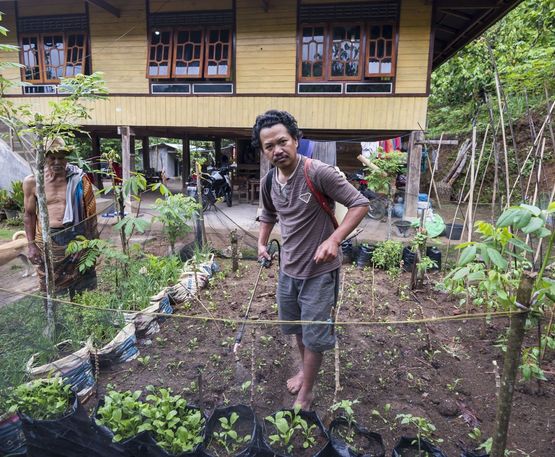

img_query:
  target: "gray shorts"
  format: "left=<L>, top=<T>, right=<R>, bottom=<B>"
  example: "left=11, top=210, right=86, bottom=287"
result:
left=277, top=269, right=340, bottom=353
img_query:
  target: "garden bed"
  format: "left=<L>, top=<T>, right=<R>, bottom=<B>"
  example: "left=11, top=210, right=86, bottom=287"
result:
left=89, top=258, right=554, bottom=456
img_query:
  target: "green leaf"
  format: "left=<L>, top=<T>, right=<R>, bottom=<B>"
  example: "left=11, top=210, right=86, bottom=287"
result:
left=496, top=208, right=518, bottom=227
left=547, top=202, right=555, bottom=213
left=520, top=204, right=541, bottom=216
left=452, top=267, right=470, bottom=281
left=522, top=217, right=544, bottom=234
left=508, top=237, right=533, bottom=252
left=486, top=248, right=507, bottom=270
left=458, top=245, right=477, bottom=266
left=467, top=271, right=486, bottom=282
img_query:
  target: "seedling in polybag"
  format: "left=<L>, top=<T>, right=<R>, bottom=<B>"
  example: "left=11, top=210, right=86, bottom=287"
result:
left=329, top=399, right=362, bottom=451
left=6, top=377, right=72, bottom=420
left=265, top=405, right=317, bottom=453
left=96, top=389, right=145, bottom=442
left=211, top=411, right=252, bottom=455
left=396, top=413, right=442, bottom=455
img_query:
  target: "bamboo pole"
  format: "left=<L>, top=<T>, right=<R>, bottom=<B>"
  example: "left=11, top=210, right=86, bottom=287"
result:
left=425, top=133, right=443, bottom=211
left=467, top=125, right=476, bottom=242
left=486, top=93, right=501, bottom=223
left=486, top=42, right=512, bottom=206
left=463, top=123, right=490, bottom=203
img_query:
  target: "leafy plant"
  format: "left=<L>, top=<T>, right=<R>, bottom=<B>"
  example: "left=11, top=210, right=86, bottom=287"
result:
left=329, top=399, right=361, bottom=449
left=142, top=386, right=204, bottom=454
left=372, top=240, right=403, bottom=271
left=396, top=413, right=443, bottom=450
left=211, top=411, right=252, bottom=455
left=153, top=193, right=200, bottom=254
left=96, top=389, right=146, bottom=442
left=5, top=377, right=72, bottom=420
left=265, top=405, right=317, bottom=454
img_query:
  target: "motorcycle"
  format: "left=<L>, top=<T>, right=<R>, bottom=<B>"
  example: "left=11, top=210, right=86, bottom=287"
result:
left=187, top=164, right=235, bottom=211
left=348, top=171, right=388, bottom=220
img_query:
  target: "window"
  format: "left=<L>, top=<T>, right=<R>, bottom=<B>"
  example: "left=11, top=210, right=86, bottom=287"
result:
left=20, top=32, right=87, bottom=83
left=147, top=27, right=232, bottom=79
left=299, top=22, right=396, bottom=82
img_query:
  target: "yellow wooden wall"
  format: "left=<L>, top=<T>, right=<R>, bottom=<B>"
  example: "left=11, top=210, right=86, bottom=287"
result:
left=0, top=3, right=20, bottom=95
left=396, top=0, right=432, bottom=94
left=14, top=95, right=428, bottom=131
left=149, top=0, right=232, bottom=13
left=235, top=0, right=297, bottom=94
left=89, top=0, right=148, bottom=94
left=16, top=0, right=85, bottom=16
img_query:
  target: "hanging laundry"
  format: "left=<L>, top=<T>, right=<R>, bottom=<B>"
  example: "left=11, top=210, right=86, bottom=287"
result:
left=298, top=138, right=314, bottom=158
left=312, top=141, right=337, bottom=166
left=361, top=141, right=379, bottom=159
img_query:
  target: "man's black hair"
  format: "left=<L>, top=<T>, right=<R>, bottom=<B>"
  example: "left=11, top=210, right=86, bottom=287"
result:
left=251, top=110, right=302, bottom=151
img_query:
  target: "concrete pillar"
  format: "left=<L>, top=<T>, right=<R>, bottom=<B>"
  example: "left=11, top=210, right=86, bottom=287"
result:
left=404, top=130, right=423, bottom=220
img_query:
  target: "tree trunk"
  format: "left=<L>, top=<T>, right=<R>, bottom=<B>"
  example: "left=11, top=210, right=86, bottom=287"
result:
left=490, top=273, right=533, bottom=457
left=35, top=146, right=57, bottom=339
left=230, top=229, right=239, bottom=272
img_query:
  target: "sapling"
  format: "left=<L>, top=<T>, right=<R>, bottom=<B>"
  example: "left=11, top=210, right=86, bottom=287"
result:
left=329, top=399, right=360, bottom=450
left=396, top=413, right=442, bottom=454
left=211, top=411, right=252, bottom=455
left=95, top=389, right=145, bottom=442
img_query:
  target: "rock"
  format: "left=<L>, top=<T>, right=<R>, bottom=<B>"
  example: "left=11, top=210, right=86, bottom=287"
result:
left=437, top=399, right=458, bottom=417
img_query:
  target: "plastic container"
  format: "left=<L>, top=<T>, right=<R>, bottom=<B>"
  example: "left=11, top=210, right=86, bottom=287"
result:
left=356, top=244, right=375, bottom=269
left=418, top=193, right=429, bottom=202
left=444, top=223, right=463, bottom=240
left=402, top=246, right=416, bottom=272
left=426, top=246, right=442, bottom=271
left=392, top=202, right=404, bottom=218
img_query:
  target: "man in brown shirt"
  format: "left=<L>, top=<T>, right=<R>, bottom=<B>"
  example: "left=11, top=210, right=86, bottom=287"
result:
left=254, top=110, right=369, bottom=410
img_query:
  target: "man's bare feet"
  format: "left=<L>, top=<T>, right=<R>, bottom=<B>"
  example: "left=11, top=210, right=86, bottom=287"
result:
left=286, top=370, right=304, bottom=394
left=293, top=389, right=314, bottom=411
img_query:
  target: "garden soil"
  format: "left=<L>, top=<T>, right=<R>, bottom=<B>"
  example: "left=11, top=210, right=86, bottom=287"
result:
left=91, top=259, right=555, bottom=457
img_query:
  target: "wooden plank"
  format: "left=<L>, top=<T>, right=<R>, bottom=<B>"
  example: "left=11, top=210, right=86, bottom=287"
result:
left=150, top=0, right=232, bottom=12
left=17, top=0, right=85, bottom=15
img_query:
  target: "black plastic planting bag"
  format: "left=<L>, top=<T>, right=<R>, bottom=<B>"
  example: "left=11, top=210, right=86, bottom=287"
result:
left=0, top=414, right=26, bottom=456
left=200, top=404, right=258, bottom=457
left=95, top=400, right=205, bottom=457
left=261, top=409, right=333, bottom=457
left=460, top=451, right=488, bottom=457
left=328, top=417, right=385, bottom=457
left=392, top=437, right=447, bottom=457
left=20, top=394, right=127, bottom=457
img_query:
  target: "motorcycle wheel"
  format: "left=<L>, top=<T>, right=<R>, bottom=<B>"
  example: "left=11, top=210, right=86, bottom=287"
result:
left=367, top=200, right=386, bottom=220
left=202, top=194, right=211, bottom=212
left=225, top=190, right=233, bottom=207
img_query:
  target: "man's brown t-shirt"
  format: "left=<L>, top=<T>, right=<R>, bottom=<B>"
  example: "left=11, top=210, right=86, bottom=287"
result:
left=259, top=156, right=369, bottom=279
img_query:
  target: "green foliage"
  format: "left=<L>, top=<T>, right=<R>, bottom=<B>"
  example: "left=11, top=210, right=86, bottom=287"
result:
left=329, top=399, right=359, bottom=426
left=429, top=0, right=555, bottom=135
left=372, top=240, right=403, bottom=271
left=96, top=389, right=145, bottom=442
left=211, top=411, right=252, bottom=455
left=66, top=236, right=128, bottom=273
left=265, top=405, right=317, bottom=453
left=3, top=181, right=24, bottom=211
left=396, top=413, right=442, bottom=447
left=153, top=194, right=200, bottom=253
left=363, top=151, right=406, bottom=194
left=5, top=377, right=72, bottom=420
left=97, top=386, right=205, bottom=453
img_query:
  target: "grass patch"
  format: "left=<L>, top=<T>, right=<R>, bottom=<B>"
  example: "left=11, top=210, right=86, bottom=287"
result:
left=0, top=226, right=16, bottom=240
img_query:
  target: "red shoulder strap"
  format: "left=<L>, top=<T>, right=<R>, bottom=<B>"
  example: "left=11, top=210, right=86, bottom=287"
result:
left=303, top=158, right=339, bottom=229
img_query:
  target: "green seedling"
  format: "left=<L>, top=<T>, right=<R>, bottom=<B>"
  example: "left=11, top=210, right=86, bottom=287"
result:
left=265, top=405, right=317, bottom=454
left=137, top=355, right=151, bottom=367
left=211, top=411, right=252, bottom=455
left=396, top=413, right=442, bottom=453
left=6, top=377, right=72, bottom=420
left=96, top=389, right=145, bottom=442
left=329, top=399, right=361, bottom=451
left=240, top=381, right=251, bottom=393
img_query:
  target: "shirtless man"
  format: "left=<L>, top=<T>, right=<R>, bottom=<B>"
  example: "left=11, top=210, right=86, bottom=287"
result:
left=23, top=141, right=97, bottom=295
left=24, top=151, right=68, bottom=265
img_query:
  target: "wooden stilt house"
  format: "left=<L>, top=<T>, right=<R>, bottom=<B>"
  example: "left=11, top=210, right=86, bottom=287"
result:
left=0, top=0, right=523, bottom=217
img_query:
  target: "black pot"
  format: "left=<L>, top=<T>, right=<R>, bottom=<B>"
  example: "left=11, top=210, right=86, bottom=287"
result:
left=425, top=246, right=441, bottom=271
left=356, top=245, right=375, bottom=269
left=402, top=246, right=416, bottom=272
left=328, top=416, right=385, bottom=457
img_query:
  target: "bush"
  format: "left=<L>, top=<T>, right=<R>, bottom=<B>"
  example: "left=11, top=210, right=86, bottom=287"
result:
left=372, top=240, right=403, bottom=271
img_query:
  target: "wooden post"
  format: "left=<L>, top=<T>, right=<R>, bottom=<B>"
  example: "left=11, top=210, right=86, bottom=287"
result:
left=215, top=138, right=222, bottom=165
left=119, top=126, right=132, bottom=210
left=182, top=136, right=190, bottom=193
left=405, top=131, right=423, bottom=220
left=467, top=125, right=476, bottom=243
left=490, top=273, right=533, bottom=457
left=91, top=133, right=104, bottom=191
left=142, top=137, right=150, bottom=171
left=257, top=147, right=270, bottom=217
left=230, top=229, right=239, bottom=272
left=129, top=133, right=136, bottom=173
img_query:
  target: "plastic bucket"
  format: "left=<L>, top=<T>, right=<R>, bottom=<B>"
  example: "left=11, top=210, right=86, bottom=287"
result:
left=444, top=223, right=463, bottom=240
left=356, top=244, right=375, bottom=269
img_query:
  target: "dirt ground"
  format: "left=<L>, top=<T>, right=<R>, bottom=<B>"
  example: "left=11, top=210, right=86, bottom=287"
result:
left=92, top=258, right=555, bottom=457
